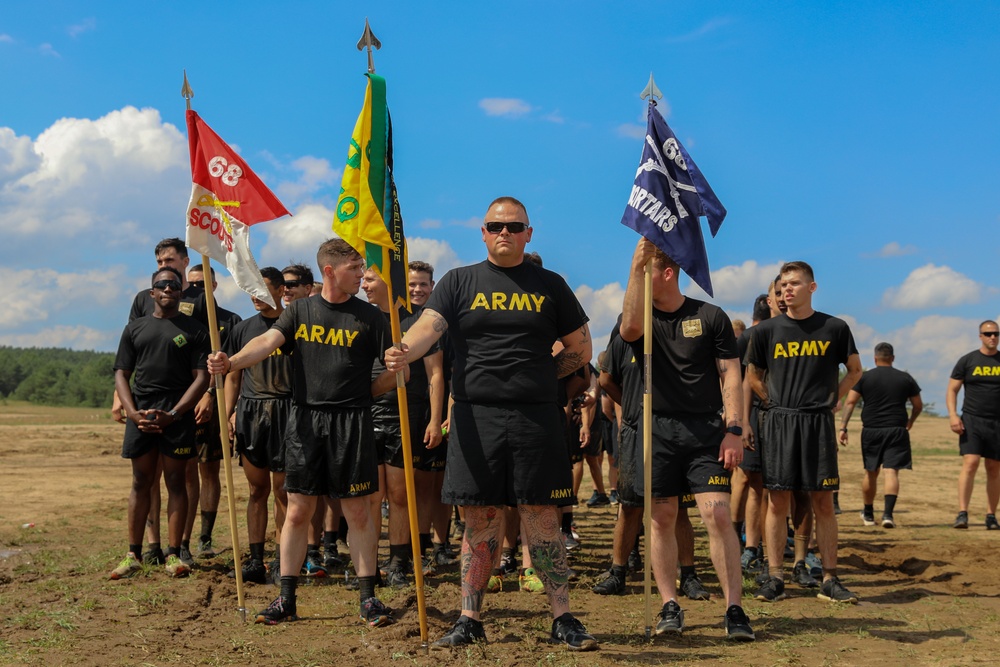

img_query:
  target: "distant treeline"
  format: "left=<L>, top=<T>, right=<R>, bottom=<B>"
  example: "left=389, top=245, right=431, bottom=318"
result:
left=0, top=347, right=114, bottom=407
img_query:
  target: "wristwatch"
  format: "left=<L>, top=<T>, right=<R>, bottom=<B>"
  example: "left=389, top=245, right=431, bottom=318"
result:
left=725, top=425, right=743, bottom=436
left=168, top=409, right=178, bottom=420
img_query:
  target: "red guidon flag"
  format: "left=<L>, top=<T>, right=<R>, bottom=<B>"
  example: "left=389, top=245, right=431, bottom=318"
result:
left=185, top=110, right=289, bottom=306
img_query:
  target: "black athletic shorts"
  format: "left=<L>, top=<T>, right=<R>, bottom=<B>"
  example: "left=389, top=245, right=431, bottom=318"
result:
left=582, top=421, right=603, bottom=458
left=566, top=411, right=585, bottom=464
left=194, top=415, right=223, bottom=463
left=959, top=413, right=1000, bottom=460
left=602, top=418, right=617, bottom=459
left=759, top=407, right=839, bottom=491
left=235, top=397, right=290, bottom=472
left=739, top=404, right=762, bottom=473
left=284, top=405, right=378, bottom=498
left=634, top=413, right=731, bottom=498
left=372, top=401, right=442, bottom=472
left=617, top=422, right=641, bottom=508
left=861, top=426, right=912, bottom=471
left=121, top=393, right=196, bottom=460
left=442, top=402, right=573, bottom=506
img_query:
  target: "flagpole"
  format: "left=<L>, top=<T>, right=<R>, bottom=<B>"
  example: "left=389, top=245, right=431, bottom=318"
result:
left=183, top=71, right=247, bottom=623
left=357, top=22, right=429, bottom=650
left=639, top=73, right=662, bottom=640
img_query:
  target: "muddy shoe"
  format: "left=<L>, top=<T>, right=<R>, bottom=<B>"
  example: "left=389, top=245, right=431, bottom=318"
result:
left=986, top=514, right=1000, bottom=531
left=818, top=576, right=858, bottom=604
left=432, top=616, right=487, bottom=649
left=142, top=547, right=165, bottom=566
left=197, top=536, right=216, bottom=558
left=592, top=570, right=625, bottom=596
left=165, top=554, right=190, bottom=578
left=953, top=511, right=969, bottom=529
left=655, top=600, right=684, bottom=636
left=680, top=573, right=711, bottom=600
left=229, top=558, right=267, bottom=584
left=792, top=560, right=819, bottom=588
left=725, top=605, right=756, bottom=642
left=255, top=595, right=297, bottom=625
left=109, top=553, right=142, bottom=580
left=360, top=596, right=392, bottom=627
left=551, top=613, right=598, bottom=651
left=754, top=577, right=787, bottom=602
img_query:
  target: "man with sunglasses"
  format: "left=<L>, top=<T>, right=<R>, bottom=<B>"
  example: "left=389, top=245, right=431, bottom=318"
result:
left=946, top=320, right=1000, bottom=530
left=110, top=268, right=211, bottom=580
left=384, top=196, right=598, bottom=651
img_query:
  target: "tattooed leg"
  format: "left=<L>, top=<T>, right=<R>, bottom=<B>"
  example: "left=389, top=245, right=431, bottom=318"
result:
left=696, top=491, right=743, bottom=605
left=519, top=504, right=571, bottom=618
left=460, top=505, right=505, bottom=620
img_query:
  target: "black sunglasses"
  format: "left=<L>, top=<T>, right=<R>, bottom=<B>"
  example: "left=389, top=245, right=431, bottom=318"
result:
left=284, top=280, right=308, bottom=289
left=188, top=280, right=205, bottom=289
left=981, top=331, right=999, bottom=337
left=152, top=279, right=182, bottom=291
left=484, top=221, right=529, bottom=234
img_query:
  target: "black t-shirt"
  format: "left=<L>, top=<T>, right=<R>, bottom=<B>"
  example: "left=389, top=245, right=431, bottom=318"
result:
left=129, top=285, right=206, bottom=323
left=214, top=305, right=243, bottom=351
left=746, top=311, right=858, bottom=410
left=225, top=313, right=294, bottom=399
left=951, top=350, right=1000, bottom=419
left=738, top=325, right=764, bottom=409
left=372, top=304, right=439, bottom=407
left=272, top=294, right=390, bottom=409
left=602, top=331, right=642, bottom=427
left=627, top=298, right=736, bottom=416
left=114, top=315, right=210, bottom=398
left=426, top=260, right=589, bottom=405
left=853, top=366, right=921, bottom=428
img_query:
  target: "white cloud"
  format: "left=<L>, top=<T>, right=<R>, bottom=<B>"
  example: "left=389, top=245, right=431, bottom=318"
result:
left=665, top=17, right=734, bottom=43
left=479, top=98, right=532, bottom=118
left=616, top=123, right=646, bottom=140
left=258, top=203, right=337, bottom=272
left=39, top=43, right=60, bottom=57
left=882, top=264, right=983, bottom=309
left=418, top=218, right=442, bottom=230
left=453, top=216, right=482, bottom=229
left=0, top=127, right=40, bottom=178
left=407, top=238, right=462, bottom=277
left=68, top=18, right=96, bottom=37
left=685, top=260, right=783, bottom=306
left=0, top=325, right=116, bottom=351
left=0, top=34, right=13, bottom=44
left=575, top=282, right=627, bottom=355
left=543, top=110, right=565, bottom=124
left=875, top=241, right=917, bottom=258
left=275, top=155, right=340, bottom=204
left=0, top=267, right=128, bottom=330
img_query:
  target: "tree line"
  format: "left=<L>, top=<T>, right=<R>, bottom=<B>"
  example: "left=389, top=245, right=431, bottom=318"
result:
left=0, top=347, right=114, bottom=408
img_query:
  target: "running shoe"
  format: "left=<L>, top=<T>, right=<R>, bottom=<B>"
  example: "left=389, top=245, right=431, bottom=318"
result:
left=109, top=552, right=142, bottom=580
left=267, top=558, right=281, bottom=586
left=563, top=531, right=580, bottom=550
left=741, top=548, right=763, bottom=575
left=860, top=511, right=876, bottom=527
left=498, top=552, right=518, bottom=575
left=804, top=551, right=823, bottom=578
left=818, top=576, right=858, bottom=604
left=360, top=596, right=392, bottom=627
left=881, top=515, right=896, bottom=529
left=953, top=511, right=969, bottom=529
left=655, top=600, right=684, bottom=635
left=792, top=560, right=819, bottom=588
left=585, top=491, right=611, bottom=507
left=452, top=520, right=466, bottom=540
left=336, top=538, right=351, bottom=557
left=571, top=524, right=581, bottom=540
left=725, top=605, right=756, bottom=642
left=303, top=551, right=327, bottom=578
left=627, top=547, right=643, bottom=573
left=165, top=553, right=190, bottom=578
left=833, top=492, right=842, bottom=515
left=987, top=514, right=1000, bottom=531
left=432, top=616, right=486, bottom=649
left=592, top=570, right=625, bottom=595
left=680, top=573, right=711, bottom=601
left=228, top=557, right=267, bottom=584
left=142, top=547, right=165, bottom=566
left=255, top=595, right=297, bottom=624
left=551, top=613, right=599, bottom=651
left=487, top=573, right=503, bottom=593
left=384, top=567, right=409, bottom=588
left=381, top=500, right=389, bottom=519
left=519, top=568, right=545, bottom=593
left=754, top=577, right=787, bottom=602
left=609, top=490, right=620, bottom=505
left=198, top=536, right=216, bottom=558
left=324, top=552, right=344, bottom=571
left=178, top=545, right=194, bottom=567
left=433, top=545, right=458, bottom=566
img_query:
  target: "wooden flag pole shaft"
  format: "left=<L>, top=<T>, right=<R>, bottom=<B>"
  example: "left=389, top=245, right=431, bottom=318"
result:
left=200, top=254, right=247, bottom=620
left=387, top=304, right=429, bottom=647
left=642, top=259, right=654, bottom=639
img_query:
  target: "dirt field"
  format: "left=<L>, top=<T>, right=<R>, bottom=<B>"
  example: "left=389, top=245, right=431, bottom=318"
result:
left=1, top=402, right=998, bottom=666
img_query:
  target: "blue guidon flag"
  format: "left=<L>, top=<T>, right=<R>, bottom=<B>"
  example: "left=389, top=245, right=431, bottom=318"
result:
left=620, top=102, right=726, bottom=297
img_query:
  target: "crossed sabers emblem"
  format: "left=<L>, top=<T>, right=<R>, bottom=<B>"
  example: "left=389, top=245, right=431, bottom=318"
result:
left=197, top=194, right=239, bottom=237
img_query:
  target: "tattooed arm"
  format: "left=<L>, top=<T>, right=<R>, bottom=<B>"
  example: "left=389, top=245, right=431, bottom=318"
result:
left=384, top=307, right=447, bottom=368
left=554, top=322, right=592, bottom=378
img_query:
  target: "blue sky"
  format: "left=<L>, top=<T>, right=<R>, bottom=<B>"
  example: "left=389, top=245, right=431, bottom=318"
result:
left=1, top=1, right=998, bottom=407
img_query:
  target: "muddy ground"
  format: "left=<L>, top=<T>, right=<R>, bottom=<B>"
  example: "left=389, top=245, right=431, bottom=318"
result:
left=1, top=402, right=998, bottom=666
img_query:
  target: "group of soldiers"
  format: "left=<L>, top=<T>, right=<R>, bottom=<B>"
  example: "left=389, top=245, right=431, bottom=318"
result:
left=108, top=198, right=1000, bottom=650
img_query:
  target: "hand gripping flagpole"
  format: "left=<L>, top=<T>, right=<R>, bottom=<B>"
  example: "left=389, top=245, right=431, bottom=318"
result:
left=357, top=22, right=430, bottom=650
left=640, top=72, right=661, bottom=641
left=182, top=71, right=247, bottom=623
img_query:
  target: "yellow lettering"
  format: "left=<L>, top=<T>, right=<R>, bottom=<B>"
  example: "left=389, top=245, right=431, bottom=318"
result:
left=470, top=293, right=489, bottom=310
left=324, top=328, right=344, bottom=346
left=774, top=343, right=787, bottom=359
left=788, top=341, right=800, bottom=356
left=530, top=294, right=546, bottom=311
left=310, top=325, right=324, bottom=343
left=818, top=340, right=831, bottom=355
left=509, top=292, right=532, bottom=310
left=345, top=330, right=359, bottom=347
left=800, top=340, right=818, bottom=355
left=295, top=324, right=309, bottom=341
left=821, top=477, right=839, bottom=487
left=550, top=488, right=572, bottom=499
left=492, top=292, right=508, bottom=310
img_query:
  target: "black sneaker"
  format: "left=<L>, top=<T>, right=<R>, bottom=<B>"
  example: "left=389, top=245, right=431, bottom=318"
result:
left=680, top=573, right=710, bottom=601
left=434, top=546, right=458, bottom=567
left=255, top=596, right=297, bottom=624
left=303, top=551, right=327, bottom=578
left=860, top=511, right=876, bottom=527
left=817, top=576, right=858, bottom=604
left=953, top=511, right=969, bottom=529
left=725, top=605, right=756, bottom=642
left=755, top=577, right=787, bottom=602
left=881, top=515, right=896, bottom=529
left=323, top=552, right=344, bottom=571
left=178, top=546, right=194, bottom=567
left=498, top=552, right=518, bottom=575
left=228, top=557, right=267, bottom=584
left=384, top=567, right=410, bottom=588
left=267, top=558, right=281, bottom=586
left=453, top=520, right=466, bottom=539
left=655, top=600, right=684, bottom=635
left=563, top=531, right=580, bottom=550
left=142, top=547, right=165, bottom=566
left=550, top=613, right=598, bottom=651
left=198, top=537, right=216, bottom=558
left=432, top=616, right=487, bottom=649
left=585, top=491, right=611, bottom=507
left=592, top=570, right=625, bottom=595
left=360, top=596, right=392, bottom=627
left=987, top=514, right=1000, bottom=531
left=792, top=560, right=819, bottom=588
left=627, top=547, right=643, bottom=573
